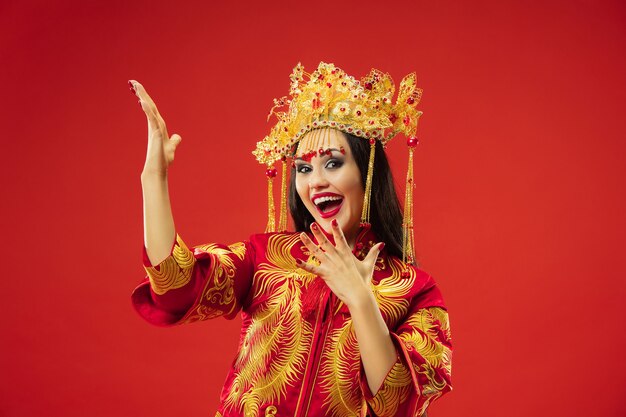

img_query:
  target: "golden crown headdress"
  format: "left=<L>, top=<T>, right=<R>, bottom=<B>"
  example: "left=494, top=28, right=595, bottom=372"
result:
left=253, top=62, right=422, bottom=165
left=253, top=62, right=423, bottom=267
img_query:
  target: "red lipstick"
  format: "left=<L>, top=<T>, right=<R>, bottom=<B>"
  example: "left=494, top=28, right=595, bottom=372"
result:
left=311, top=192, right=344, bottom=219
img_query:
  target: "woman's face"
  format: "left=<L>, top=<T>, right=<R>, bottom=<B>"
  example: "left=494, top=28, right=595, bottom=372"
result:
left=294, top=128, right=364, bottom=246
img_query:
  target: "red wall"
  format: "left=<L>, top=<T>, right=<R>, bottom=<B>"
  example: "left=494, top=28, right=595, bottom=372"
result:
left=1, top=0, right=625, bottom=416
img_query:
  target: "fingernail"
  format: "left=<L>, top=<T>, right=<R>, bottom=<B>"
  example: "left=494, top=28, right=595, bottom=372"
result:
left=311, top=223, right=318, bottom=230
left=380, top=242, right=385, bottom=250
left=331, top=219, right=338, bottom=227
left=128, top=81, right=136, bottom=94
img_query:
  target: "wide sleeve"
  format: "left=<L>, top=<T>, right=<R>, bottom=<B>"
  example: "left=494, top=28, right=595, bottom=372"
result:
left=359, top=284, right=453, bottom=417
left=131, top=233, right=255, bottom=326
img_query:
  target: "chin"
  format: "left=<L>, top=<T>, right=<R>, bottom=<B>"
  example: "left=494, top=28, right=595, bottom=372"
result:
left=306, top=199, right=358, bottom=236
left=313, top=217, right=333, bottom=233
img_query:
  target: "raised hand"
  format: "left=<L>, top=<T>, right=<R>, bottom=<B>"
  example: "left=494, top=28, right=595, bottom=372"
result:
left=297, top=219, right=385, bottom=309
left=129, top=80, right=182, bottom=177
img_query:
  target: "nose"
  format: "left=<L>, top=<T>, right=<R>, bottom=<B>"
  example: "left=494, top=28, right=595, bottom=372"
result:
left=308, top=167, right=329, bottom=191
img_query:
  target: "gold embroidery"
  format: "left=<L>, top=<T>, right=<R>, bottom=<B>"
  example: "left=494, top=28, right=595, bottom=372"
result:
left=319, top=321, right=362, bottom=417
left=371, top=257, right=414, bottom=326
left=180, top=242, right=245, bottom=323
left=196, top=244, right=238, bottom=310
left=400, top=307, right=452, bottom=415
left=401, top=308, right=451, bottom=370
left=145, top=234, right=194, bottom=295
left=228, top=241, right=247, bottom=261
left=264, top=405, right=277, bottom=416
left=224, top=234, right=314, bottom=417
left=319, top=256, right=414, bottom=416
left=367, top=361, right=412, bottom=417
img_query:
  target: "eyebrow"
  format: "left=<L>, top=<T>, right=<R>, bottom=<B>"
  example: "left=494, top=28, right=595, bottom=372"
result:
left=293, top=148, right=343, bottom=161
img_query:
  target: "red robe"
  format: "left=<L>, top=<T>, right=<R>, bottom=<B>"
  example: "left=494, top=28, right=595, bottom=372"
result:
left=132, top=225, right=452, bottom=417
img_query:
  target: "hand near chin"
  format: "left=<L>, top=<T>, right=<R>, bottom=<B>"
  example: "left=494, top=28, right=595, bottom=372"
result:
left=297, top=220, right=384, bottom=309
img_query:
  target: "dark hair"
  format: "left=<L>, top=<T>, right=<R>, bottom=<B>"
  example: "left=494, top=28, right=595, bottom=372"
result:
left=289, top=132, right=404, bottom=259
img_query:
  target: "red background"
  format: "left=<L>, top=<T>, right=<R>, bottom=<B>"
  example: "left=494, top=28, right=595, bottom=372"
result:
left=1, top=0, right=625, bottom=416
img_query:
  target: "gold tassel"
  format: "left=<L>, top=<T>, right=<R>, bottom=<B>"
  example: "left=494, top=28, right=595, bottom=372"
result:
left=403, top=137, right=419, bottom=266
left=278, top=159, right=288, bottom=232
left=265, top=165, right=277, bottom=233
left=360, top=140, right=376, bottom=225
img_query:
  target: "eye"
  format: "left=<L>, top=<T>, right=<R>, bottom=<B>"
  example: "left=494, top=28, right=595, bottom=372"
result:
left=325, top=159, right=344, bottom=169
left=295, top=164, right=312, bottom=174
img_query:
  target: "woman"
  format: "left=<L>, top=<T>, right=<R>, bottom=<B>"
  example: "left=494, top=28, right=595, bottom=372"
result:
left=130, top=62, right=452, bottom=417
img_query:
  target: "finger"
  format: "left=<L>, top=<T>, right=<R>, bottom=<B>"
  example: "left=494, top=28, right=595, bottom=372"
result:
left=141, top=101, right=161, bottom=130
left=138, top=98, right=155, bottom=118
left=140, top=97, right=163, bottom=124
left=363, top=242, right=385, bottom=266
left=138, top=98, right=168, bottom=140
left=136, top=91, right=157, bottom=119
left=310, top=222, right=335, bottom=254
left=170, top=133, right=182, bottom=148
left=295, top=258, right=322, bottom=276
left=130, top=80, right=157, bottom=108
left=329, top=218, right=350, bottom=253
left=300, top=232, right=327, bottom=262
left=131, top=80, right=153, bottom=112
left=132, top=81, right=167, bottom=125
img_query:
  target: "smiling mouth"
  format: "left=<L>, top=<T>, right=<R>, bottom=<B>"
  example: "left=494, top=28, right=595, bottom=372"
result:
left=313, top=195, right=344, bottom=218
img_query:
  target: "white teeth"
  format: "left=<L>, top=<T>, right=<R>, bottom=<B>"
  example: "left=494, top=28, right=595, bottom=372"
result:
left=313, top=196, right=343, bottom=206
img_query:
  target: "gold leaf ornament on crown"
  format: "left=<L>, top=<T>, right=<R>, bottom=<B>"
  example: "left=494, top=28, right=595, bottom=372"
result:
left=253, top=62, right=423, bottom=270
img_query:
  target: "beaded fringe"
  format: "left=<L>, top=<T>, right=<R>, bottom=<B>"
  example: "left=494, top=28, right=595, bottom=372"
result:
left=360, top=141, right=376, bottom=225
left=278, top=160, right=288, bottom=232
left=265, top=175, right=275, bottom=233
left=402, top=147, right=415, bottom=265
